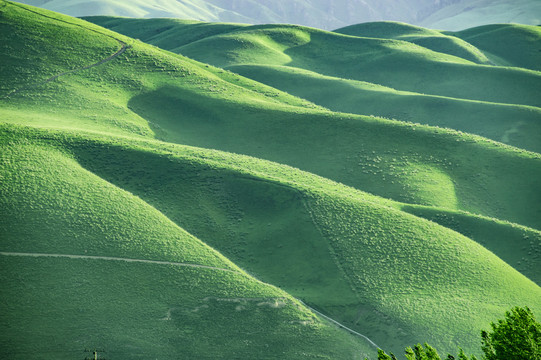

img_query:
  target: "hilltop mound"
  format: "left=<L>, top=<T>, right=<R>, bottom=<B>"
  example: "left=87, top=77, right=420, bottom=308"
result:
left=452, top=23, right=541, bottom=71
left=333, top=21, right=492, bottom=64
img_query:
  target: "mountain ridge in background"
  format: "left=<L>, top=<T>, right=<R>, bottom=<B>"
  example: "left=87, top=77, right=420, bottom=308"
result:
left=13, top=0, right=541, bottom=30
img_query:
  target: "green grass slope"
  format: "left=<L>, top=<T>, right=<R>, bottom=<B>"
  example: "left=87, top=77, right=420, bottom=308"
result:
left=451, top=23, right=541, bottom=71
left=0, top=127, right=373, bottom=359
left=168, top=24, right=541, bottom=107
left=88, top=17, right=541, bottom=154
left=4, top=1, right=541, bottom=230
left=400, top=204, right=541, bottom=286
left=2, top=2, right=541, bottom=357
left=126, top=86, right=541, bottom=231
left=225, top=64, right=541, bottom=153
left=3, top=123, right=541, bottom=357
left=82, top=16, right=249, bottom=53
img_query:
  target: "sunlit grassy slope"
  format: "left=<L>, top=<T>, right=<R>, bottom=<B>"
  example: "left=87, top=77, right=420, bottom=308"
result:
left=90, top=17, right=541, bottom=155
left=1, top=1, right=541, bottom=358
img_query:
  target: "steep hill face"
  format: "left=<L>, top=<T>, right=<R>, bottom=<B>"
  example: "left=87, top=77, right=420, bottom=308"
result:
left=1, top=1, right=540, bottom=358
left=16, top=0, right=541, bottom=30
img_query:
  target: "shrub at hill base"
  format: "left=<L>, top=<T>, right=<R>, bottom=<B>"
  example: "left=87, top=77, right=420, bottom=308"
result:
left=375, top=306, right=540, bottom=360
left=481, top=306, right=541, bottom=360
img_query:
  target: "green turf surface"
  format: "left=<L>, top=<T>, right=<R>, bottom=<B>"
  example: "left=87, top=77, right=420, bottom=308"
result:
left=1, top=1, right=541, bottom=358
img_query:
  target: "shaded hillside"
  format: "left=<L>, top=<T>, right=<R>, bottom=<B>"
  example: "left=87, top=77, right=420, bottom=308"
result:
left=1, top=1, right=540, bottom=358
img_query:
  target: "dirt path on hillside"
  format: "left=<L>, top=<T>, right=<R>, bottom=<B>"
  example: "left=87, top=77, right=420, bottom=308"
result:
left=0, top=251, right=240, bottom=273
left=1, top=251, right=381, bottom=348
left=298, top=300, right=381, bottom=349
left=3, top=1, right=129, bottom=99
left=3, top=42, right=128, bottom=98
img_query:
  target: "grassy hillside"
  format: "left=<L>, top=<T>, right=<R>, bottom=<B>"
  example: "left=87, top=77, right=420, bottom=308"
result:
left=1, top=1, right=540, bottom=358
left=6, top=3, right=541, bottom=231
left=0, top=125, right=374, bottom=359
left=90, top=17, right=541, bottom=155
left=225, top=64, right=541, bottom=154
left=164, top=24, right=541, bottom=107
left=3, top=123, right=541, bottom=357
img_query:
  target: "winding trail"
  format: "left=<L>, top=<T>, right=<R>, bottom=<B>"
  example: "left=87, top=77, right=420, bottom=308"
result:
left=298, top=300, right=381, bottom=349
left=3, top=1, right=128, bottom=99
left=1, top=251, right=381, bottom=349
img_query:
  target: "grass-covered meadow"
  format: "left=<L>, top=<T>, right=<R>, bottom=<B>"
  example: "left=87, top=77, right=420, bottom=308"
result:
left=1, top=0, right=540, bottom=358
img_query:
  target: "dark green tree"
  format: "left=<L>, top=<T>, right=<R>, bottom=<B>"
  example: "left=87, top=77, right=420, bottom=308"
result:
left=481, top=306, right=541, bottom=360
left=425, top=343, right=441, bottom=360
left=414, top=344, right=429, bottom=360
left=378, top=349, right=393, bottom=360
left=405, top=346, right=416, bottom=360
left=458, top=348, right=469, bottom=360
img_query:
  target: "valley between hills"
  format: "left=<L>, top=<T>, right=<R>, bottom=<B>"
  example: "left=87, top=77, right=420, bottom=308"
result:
left=1, top=0, right=540, bottom=358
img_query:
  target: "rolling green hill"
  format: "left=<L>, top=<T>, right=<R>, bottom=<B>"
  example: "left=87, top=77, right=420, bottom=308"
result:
left=90, top=17, right=541, bottom=155
left=0, top=125, right=375, bottom=359
left=1, top=1, right=540, bottom=358
left=335, top=21, right=492, bottom=64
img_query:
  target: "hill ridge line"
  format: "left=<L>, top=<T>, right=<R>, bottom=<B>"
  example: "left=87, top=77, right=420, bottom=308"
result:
left=0, top=251, right=241, bottom=273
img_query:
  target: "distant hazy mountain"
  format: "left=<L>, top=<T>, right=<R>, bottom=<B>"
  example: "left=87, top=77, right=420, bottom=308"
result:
left=420, top=0, right=541, bottom=30
left=13, top=0, right=541, bottom=30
